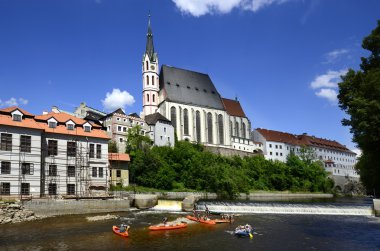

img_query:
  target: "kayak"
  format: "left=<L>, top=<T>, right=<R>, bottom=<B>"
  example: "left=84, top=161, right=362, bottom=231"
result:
left=149, top=223, right=187, bottom=231
left=112, top=226, right=129, bottom=237
left=186, top=215, right=216, bottom=225
left=214, top=219, right=234, bottom=224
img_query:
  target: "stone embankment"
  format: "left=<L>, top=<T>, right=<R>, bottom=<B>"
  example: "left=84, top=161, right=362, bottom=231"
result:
left=0, top=202, right=42, bottom=224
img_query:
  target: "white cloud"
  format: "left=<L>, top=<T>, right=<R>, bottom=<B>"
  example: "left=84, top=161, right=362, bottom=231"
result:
left=310, top=69, right=347, bottom=89
left=0, top=97, right=29, bottom=107
left=101, top=88, right=135, bottom=112
left=351, top=148, right=362, bottom=157
left=324, top=49, right=349, bottom=64
left=315, top=88, right=338, bottom=104
left=171, top=0, right=289, bottom=17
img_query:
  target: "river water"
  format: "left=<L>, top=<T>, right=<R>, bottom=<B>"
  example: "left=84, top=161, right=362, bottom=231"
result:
left=1, top=198, right=379, bottom=251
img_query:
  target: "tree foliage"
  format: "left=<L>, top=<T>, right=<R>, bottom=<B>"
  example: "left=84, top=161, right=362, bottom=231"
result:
left=338, top=20, right=380, bottom=196
left=125, top=125, right=152, bottom=157
left=128, top=141, right=333, bottom=199
left=108, top=140, right=118, bottom=153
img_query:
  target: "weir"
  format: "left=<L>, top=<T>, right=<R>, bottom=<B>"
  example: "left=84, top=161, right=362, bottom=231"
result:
left=197, top=202, right=374, bottom=216
left=152, top=200, right=183, bottom=211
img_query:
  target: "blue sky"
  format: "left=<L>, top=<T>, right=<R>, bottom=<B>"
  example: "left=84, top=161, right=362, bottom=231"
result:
left=0, top=0, right=379, bottom=152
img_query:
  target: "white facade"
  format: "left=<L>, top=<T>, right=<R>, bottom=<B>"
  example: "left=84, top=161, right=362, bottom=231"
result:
left=147, top=120, right=175, bottom=147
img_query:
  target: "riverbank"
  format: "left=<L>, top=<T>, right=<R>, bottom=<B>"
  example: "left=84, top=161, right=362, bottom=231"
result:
left=0, top=201, right=44, bottom=224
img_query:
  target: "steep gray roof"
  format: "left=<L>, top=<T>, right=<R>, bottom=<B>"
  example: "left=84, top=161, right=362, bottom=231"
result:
left=159, top=65, right=225, bottom=110
left=145, top=112, right=171, bottom=125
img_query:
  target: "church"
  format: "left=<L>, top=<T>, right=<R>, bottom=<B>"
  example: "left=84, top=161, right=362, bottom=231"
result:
left=141, top=17, right=261, bottom=154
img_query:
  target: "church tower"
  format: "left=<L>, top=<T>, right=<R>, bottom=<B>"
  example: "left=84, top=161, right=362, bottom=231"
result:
left=142, top=15, right=159, bottom=116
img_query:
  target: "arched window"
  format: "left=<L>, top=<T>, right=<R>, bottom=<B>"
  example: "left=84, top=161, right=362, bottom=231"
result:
left=152, top=94, right=155, bottom=103
left=152, top=75, right=154, bottom=86
left=218, top=114, right=224, bottom=145
left=184, top=109, right=189, bottom=135
left=171, top=107, right=177, bottom=133
left=145, top=61, right=148, bottom=71
left=196, top=111, right=201, bottom=143
left=242, top=122, right=246, bottom=138
left=146, top=75, right=149, bottom=85
left=230, top=121, right=232, bottom=136
left=235, top=122, right=239, bottom=137
left=147, top=94, right=149, bottom=102
left=207, top=113, right=213, bottom=144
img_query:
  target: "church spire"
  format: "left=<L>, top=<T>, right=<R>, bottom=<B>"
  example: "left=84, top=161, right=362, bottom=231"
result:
left=146, top=13, right=155, bottom=61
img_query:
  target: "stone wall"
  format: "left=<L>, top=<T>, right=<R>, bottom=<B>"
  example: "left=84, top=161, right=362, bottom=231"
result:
left=23, top=199, right=130, bottom=217
left=0, top=202, right=40, bottom=224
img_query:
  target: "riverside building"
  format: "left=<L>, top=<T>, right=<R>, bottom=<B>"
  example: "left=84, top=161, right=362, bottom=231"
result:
left=252, top=128, right=359, bottom=180
left=0, top=106, right=109, bottom=199
left=141, top=17, right=260, bottom=154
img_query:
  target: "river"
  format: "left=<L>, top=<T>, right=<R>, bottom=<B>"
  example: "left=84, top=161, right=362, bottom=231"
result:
left=0, top=198, right=379, bottom=250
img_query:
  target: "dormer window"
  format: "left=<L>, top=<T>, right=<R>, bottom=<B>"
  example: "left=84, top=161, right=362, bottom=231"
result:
left=83, top=122, right=92, bottom=132
left=49, top=121, right=57, bottom=128
left=66, top=120, right=75, bottom=131
left=11, top=110, right=23, bottom=122
left=13, top=114, right=22, bottom=121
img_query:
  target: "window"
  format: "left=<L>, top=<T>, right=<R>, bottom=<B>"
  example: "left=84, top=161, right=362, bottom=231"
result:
left=67, top=184, right=75, bottom=195
left=21, top=163, right=32, bottom=175
left=171, top=107, right=177, bottom=133
left=242, top=122, right=246, bottom=138
left=146, top=75, right=149, bottom=85
left=235, top=122, right=239, bottom=137
left=99, top=167, right=103, bottom=178
left=218, top=114, right=224, bottom=145
left=230, top=121, right=232, bottom=136
left=1, top=182, right=10, bottom=195
left=275, top=145, right=278, bottom=149
left=183, top=109, right=189, bottom=135
left=196, top=111, right=201, bottom=143
left=13, top=114, right=22, bottom=121
left=84, top=126, right=91, bottom=132
left=96, top=144, right=101, bottom=159
left=48, top=183, right=57, bottom=195
left=49, top=165, right=57, bottom=176
left=153, top=94, right=155, bottom=102
left=270, top=152, right=272, bottom=155
left=67, top=142, right=76, bottom=157
left=145, top=61, right=148, bottom=71
left=19, top=135, right=31, bottom=153
left=48, top=121, right=57, bottom=128
left=89, top=144, right=95, bottom=158
left=21, top=183, right=29, bottom=195
left=276, top=152, right=278, bottom=156
left=116, top=170, right=121, bottom=178
left=1, top=161, right=10, bottom=174
left=1, top=133, right=12, bottom=151
left=207, top=113, right=213, bottom=144
left=92, top=167, right=97, bottom=177
left=67, top=124, right=74, bottom=130
left=48, top=140, right=58, bottom=156
left=67, top=166, right=75, bottom=177
left=164, top=127, right=166, bottom=133
left=123, top=127, right=127, bottom=132
left=152, top=75, right=154, bottom=85
left=280, top=153, right=283, bottom=156
left=147, top=94, right=150, bottom=102
left=269, top=144, right=272, bottom=148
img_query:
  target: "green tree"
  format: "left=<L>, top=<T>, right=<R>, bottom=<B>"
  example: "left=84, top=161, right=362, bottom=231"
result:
left=108, top=140, right=118, bottom=153
left=337, top=20, right=380, bottom=196
left=125, top=125, right=152, bottom=157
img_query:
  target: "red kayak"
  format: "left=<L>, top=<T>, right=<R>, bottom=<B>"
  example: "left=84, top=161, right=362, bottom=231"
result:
left=112, top=226, right=129, bottom=237
left=149, top=223, right=187, bottom=231
left=214, top=219, right=234, bottom=224
left=186, top=215, right=216, bottom=225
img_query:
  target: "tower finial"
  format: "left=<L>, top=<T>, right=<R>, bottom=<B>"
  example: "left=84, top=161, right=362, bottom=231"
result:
left=146, top=12, right=155, bottom=60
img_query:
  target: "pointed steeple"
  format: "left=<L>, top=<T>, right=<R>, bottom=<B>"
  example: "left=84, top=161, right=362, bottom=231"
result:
left=146, top=13, right=155, bottom=61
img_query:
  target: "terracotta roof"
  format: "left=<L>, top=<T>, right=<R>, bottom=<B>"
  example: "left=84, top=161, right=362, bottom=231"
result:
left=0, top=106, right=109, bottom=139
left=109, top=153, right=130, bottom=162
left=221, top=98, right=246, bottom=117
left=0, top=114, right=42, bottom=130
left=256, top=128, right=354, bottom=154
left=0, top=106, right=34, bottom=117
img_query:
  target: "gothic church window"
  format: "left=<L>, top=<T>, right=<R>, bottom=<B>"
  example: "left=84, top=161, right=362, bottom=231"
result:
left=147, top=94, right=149, bottom=102
left=218, top=114, right=224, bottom=145
left=146, top=61, right=148, bottom=71
left=196, top=111, right=201, bottom=143
left=242, top=122, right=246, bottom=138
left=146, top=75, right=149, bottom=85
left=184, top=109, right=189, bottom=135
left=153, top=94, right=155, bottom=102
left=152, top=75, right=154, bottom=85
left=207, top=113, right=213, bottom=144
left=171, top=107, right=177, bottom=133
left=235, top=122, right=239, bottom=137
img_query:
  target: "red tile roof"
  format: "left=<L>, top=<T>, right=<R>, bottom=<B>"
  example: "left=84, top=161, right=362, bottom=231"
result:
left=256, top=128, right=354, bottom=154
left=221, top=98, right=246, bottom=117
left=109, top=153, right=130, bottom=162
left=0, top=106, right=109, bottom=139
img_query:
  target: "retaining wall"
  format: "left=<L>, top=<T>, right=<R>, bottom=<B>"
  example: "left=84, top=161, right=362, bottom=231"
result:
left=23, top=199, right=130, bottom=217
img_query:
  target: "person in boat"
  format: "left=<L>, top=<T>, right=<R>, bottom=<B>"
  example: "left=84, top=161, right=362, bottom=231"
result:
left=162, top=217, right=168, bottom=225
left=205, top=204, right=210, bottom=216
left=119, top=223, right=129, bottom=233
